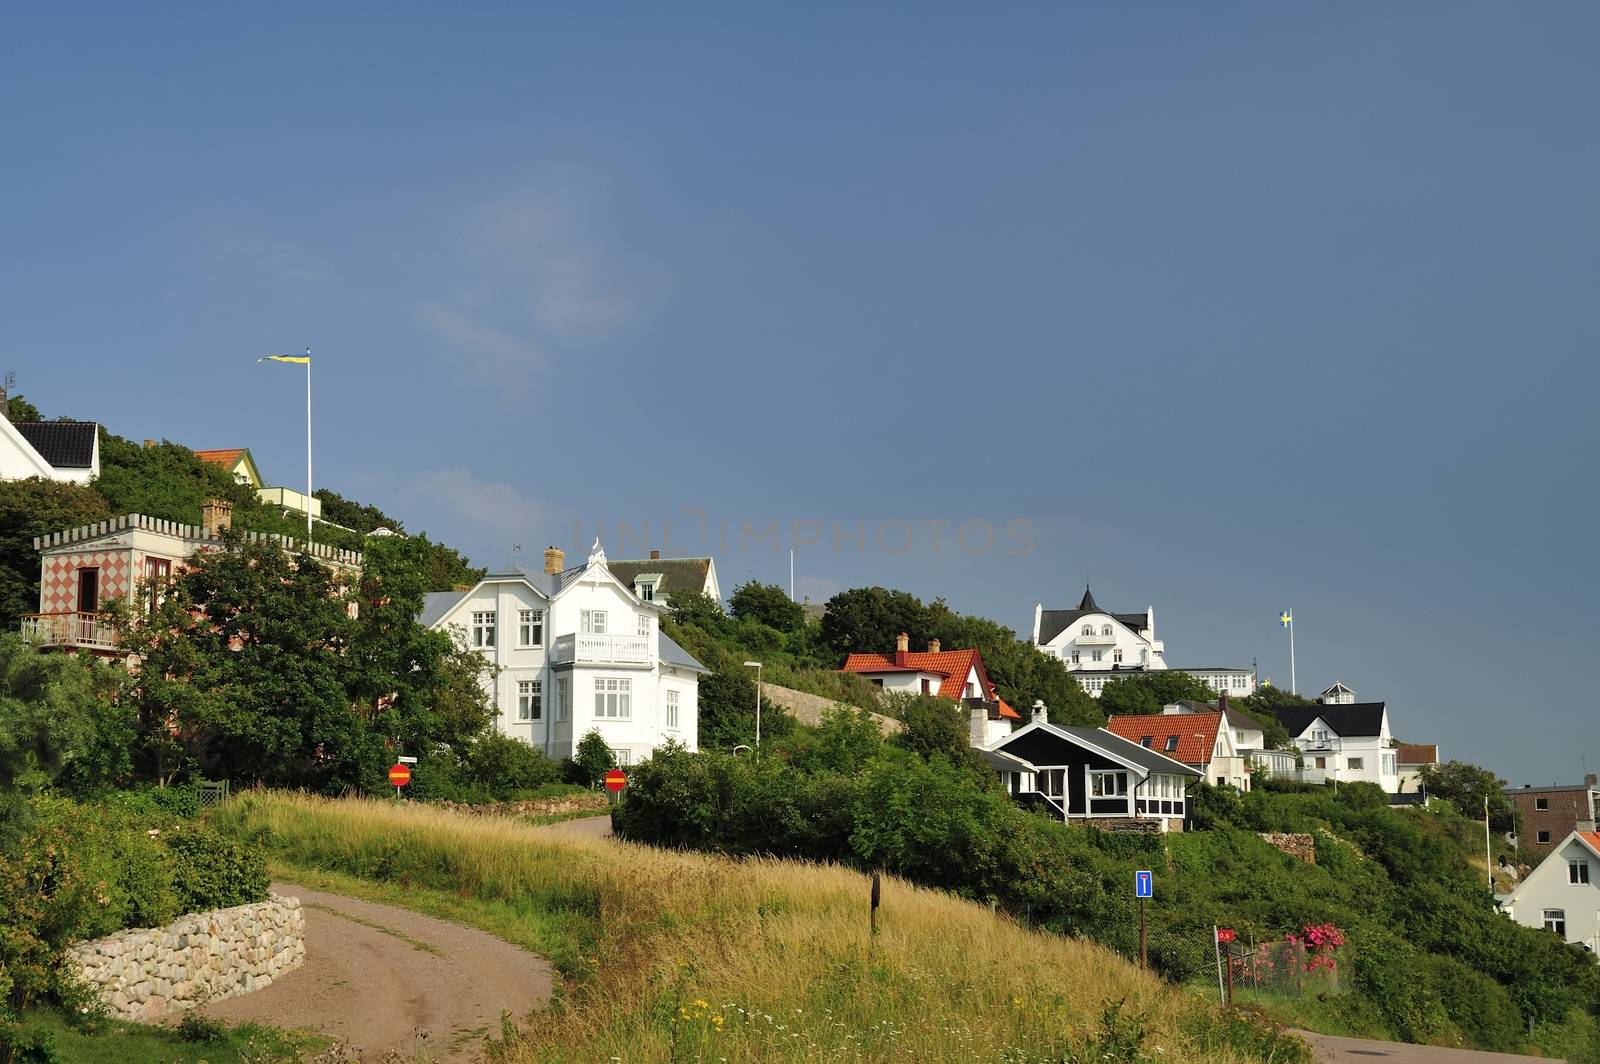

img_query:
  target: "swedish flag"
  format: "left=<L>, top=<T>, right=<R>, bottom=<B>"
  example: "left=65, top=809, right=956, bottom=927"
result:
left=258, top=354, right=310, bottom=364
left=1279, top=610, right=1293, bottom=629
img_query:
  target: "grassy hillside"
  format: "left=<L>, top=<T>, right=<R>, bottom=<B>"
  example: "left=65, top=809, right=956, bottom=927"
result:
left=211, top=792, right=1310, bottom=1063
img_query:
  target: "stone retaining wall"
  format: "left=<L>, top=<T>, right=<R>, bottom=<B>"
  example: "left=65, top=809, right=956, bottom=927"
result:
left=1258, top=832, right=1317, bottom=863
left=68, top=893, right=305, bottom=1022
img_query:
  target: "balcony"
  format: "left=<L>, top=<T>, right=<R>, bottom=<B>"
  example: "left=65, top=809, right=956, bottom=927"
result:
left=21, top=612, right=118, bottom=651
left=550, top=632, right=652, bottom=666
left=1075, top=631, right=1116, bottom=645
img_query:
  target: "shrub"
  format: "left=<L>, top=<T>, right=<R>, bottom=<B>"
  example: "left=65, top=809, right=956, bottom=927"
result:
left=460, top=733, right=561, bottom=798
left=570, top=731, right=616, bottom=788
left=162, top=825, right=268, bottom=913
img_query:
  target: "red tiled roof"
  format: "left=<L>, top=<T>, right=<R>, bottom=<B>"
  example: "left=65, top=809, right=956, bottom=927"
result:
left=1395, top=743, right=1439, bottom=765
left=1580, top=832, right=1600, bottom=854
left=1104, top=712, right=1223, bottom=766
left=841, top=648, right=1021, bottom=720
left=193, top=448, right=246, bottom=467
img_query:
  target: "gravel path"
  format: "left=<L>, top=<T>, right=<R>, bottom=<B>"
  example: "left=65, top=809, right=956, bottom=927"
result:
left=1301, top=1031, right=1552, bottom=1063
left=199, top=882, right=551, bottom=1062
left=533, top=812, right=613, bottom=839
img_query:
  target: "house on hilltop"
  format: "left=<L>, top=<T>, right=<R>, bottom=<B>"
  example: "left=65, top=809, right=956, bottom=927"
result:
left=421, top=542, right=707, bottom=765
left=193, top=445, right=322, bottom=521
left=1274, top=684, right=1398, bottom=791
left=839, top=633, right=1021, bottom=746
left=1104, top=705, right=1253, bottom=791
left=0, top=415, right=100, bottom=485
left=1500, top=830, right=1600, bottom=952
left=604, top=550, right=720, bottom=605
left=980, top=701, right=1201, bottom=830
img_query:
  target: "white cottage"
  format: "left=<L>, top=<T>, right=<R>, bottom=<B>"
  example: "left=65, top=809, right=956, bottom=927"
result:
left=1501, top=831, right=1600, bottom=953
left=1274, top=684, right=1399, bottom=792
left=420, top=542, right=707, bottom=765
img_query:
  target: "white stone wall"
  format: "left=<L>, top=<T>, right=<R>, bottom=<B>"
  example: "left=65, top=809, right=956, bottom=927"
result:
left=68, top=894, right=306, bottom=1022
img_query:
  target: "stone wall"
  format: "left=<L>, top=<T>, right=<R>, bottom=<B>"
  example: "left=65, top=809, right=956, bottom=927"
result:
left=1258, top=832, right=1317, bottom=863
left=68, top=893, right=306, bottom=1022
left=762, top=682, right=903, bottom=735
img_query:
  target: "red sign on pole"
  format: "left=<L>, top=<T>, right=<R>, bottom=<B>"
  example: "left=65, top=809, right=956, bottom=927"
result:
left=388, top=763, right=412, bottom=788
left=604, top=768, right=627, bottom=793
left=1216, top=927, right=1236, bottom=944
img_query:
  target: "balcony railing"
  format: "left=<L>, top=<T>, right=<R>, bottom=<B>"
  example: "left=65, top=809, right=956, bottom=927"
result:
left=550, top=631, right=652, bottom=666
left=1074, top=631, right=1116, bottom=645
left=20, top=612, right=118, bottom=650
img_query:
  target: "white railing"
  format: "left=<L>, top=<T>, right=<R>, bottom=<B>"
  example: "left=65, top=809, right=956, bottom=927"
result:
left=20, top=612, right=118, bottom=650
left=1074, top=631, right=1116, bottom=645
left=550, top=632, right=652, bottom=665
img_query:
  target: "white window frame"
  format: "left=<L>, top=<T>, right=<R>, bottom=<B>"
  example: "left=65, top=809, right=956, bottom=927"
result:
left=556, top=677, right=570, bottom=722
left=637, top=613, right=650, bottom=637
left=517, top=679, right=542, bottom=721
left=582, top=609, right=608, bottom=635
left=594, top=677, right=632, bottom=719
left=1535, top=797, right=1550, bottom=811
left=613, top=747, right=632, bottom=766
left=472, top=610, right=496, bottom=648
left=1544, top=909, right=1566, bottom=936
left=665, top=689, right=680, bottom=730
left=1091, top=649, right=1103, bottom=662
left=1537, top=830, right=1551, bottom=844
left=1039, top=768, right=1065, bottom=798
left=1090, top=770, right=1127, bottom=798
left=1570, top=861, right=1590, bottom=885
left=518, top=609, right=544, bottom=648
left=637, top=581, right=655, bottom=602
left=1347, top=757, right=1364, bottom=771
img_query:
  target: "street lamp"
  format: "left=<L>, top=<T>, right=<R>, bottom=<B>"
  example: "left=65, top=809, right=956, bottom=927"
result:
left=743, top=660, right=763, bottom=760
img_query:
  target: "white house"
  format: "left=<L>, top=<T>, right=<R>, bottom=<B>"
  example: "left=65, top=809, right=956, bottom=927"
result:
left=0, top=416, right=100, bottom=484
left=839, top=633, right=1021, bottom=747
left=420, top=541, right=707, bottom=765
left=1501, top=831, right=1600, bottom=953
left=1031, top=587, right=1254, bottom=698
left=606, top=551, right=721, bottom=605
left=1275, top=684, right=1399, bottom=792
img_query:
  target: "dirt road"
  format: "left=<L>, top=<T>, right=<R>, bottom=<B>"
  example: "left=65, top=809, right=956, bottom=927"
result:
left=533, top=812, right=613, bottom=839
left=1301, top=1031, right=1552, bottom=1063
left=200, top=882, right=551, bottom=1062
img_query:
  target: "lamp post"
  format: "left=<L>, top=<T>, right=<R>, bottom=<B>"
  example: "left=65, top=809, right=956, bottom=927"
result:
left=743, top=660, right=763, bottom=761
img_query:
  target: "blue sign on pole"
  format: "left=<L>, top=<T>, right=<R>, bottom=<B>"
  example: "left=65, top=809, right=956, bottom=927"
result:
left=1135, top=869, right=1153, bottom=899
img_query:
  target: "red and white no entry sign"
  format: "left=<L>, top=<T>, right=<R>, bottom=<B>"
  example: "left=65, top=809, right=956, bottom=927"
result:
left=388, top=763, right=412, bottom=788
left=604, top=768, right=627, bottom=793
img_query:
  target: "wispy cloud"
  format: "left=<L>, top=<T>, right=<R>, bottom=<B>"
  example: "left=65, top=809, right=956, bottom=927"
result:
left=413, top=302, right=548, bottom=387
left=398, top=466, right=563, bottom=550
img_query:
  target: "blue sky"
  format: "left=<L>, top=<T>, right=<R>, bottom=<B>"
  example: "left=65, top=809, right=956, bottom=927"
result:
left=3, top=3, right=1596, bottom=784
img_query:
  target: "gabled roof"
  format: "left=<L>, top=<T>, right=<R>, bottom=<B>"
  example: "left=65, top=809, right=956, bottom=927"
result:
left=1504, top=831, right=1600, bottom=909
left=840, top=648, right=1021, bottom=719
left=1167, top=699, right=1270, bottom=734
left=15, top=421, right=97, bottom=468
left=1277, top=703, right=1387, bottom=739
left=1106, top=712, right=1224, bottom=766
left=658, top=631, right=708, bottom=673
left=419, top=590, right=467, bottom=629
left=1395, top=743, right=1439, bottom=766
left=988, top=718, right=1202, bottom=777
left=607, top=557, right=714, bottom=598
left=1036, top=586, right=1148, bottom=645
left=194, top=447, right=264, bottom=489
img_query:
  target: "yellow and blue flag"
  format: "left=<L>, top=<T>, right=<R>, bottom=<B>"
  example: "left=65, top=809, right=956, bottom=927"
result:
left=258, top=354, right=310, bottom=364
left=1279, top=610, right=1293, bottom=629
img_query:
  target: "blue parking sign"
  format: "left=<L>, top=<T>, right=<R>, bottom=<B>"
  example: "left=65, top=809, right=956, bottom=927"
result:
left=1135, top=870, right=1153, bottom=899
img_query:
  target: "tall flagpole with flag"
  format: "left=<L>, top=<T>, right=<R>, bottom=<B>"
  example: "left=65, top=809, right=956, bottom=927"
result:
left=258, top=350, right=313, bottom=539
left=1279, top=609, right=1296, bottom=693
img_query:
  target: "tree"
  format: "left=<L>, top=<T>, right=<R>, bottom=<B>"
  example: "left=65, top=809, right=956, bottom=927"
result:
left=1097, top=671, right=1219, bottom=716
left=4, top=393, right=41, bottom=422
left=572, top=730, right=616, bottom=787
left=729, top=581, right=805, bottom=633
left=1418, top=760, right=1519, bottom=833
left=0, top=478, right=109, bottom=630
left=819, top=587, right=931, bottom=658
left=695, top=667, right=793, bottom=752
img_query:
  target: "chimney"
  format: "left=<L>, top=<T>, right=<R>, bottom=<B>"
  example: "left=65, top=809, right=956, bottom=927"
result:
left=894, top=631, right=909, bottom=665
left=200, top=498, right=233, bottom=538
left=1586, top=773, right=1597, bottom=788
left=1218, top=690, right=1229, bottom=713
left=649, top=549, right=661, bottom=560
left=543, top=545, right=565, bottom=575
left=1031, top=700, right=1048, bottom=725
left=927, top=637, right=941, bottom=654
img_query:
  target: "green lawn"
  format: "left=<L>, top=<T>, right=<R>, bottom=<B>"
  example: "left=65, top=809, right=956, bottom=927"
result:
left=13, top=1007, right=325, bottom=1064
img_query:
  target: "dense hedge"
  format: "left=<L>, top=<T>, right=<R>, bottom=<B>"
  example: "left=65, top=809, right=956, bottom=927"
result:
left=614, top=727, right=1600, bottom=1056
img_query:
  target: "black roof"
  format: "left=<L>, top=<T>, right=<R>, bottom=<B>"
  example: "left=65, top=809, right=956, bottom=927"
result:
left=991, top=720, right=1201, bottom=777
left=1276, top=702, right=1387, bottom=739
left=1037, top=586, right=1147, bottom=644
left=14, top=421, right=96, bottom=468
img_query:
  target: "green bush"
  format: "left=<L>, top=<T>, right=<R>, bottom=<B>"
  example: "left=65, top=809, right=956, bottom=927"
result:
left=162, top=825, right=268, bottom=913
left=460, top=733, right=561, bottom=797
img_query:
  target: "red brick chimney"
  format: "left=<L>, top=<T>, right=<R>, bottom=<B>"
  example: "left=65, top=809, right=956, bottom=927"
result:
left=650, top=549, right=661, bottom=560
left=894, top=631, right=909, bottom=666
left=201, top=498, right=233, bottom=538
left=543, top=546, right=565, bottom=575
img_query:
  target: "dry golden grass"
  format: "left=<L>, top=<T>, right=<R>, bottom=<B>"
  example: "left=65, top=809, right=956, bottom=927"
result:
left=214, top=792, right=1306, bottom=1063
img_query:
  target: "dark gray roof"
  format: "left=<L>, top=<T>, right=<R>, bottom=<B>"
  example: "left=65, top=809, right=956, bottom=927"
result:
left=607, top=557, right=713, bottom=599
left=1037, top=587, right=1147, bottom=645
left=1168, top=699, right=1271, bottom=734
left=991, top=721, right=1200, bottom=777
left=658, top=631, right=708, bottom=673
left=1277, top=703, right=1387, bottom=739
left=419, top=590, right=467, bottom=628
left=15, top=421, right=96, bottom=468
left=482, top=564, right=570, bottom=597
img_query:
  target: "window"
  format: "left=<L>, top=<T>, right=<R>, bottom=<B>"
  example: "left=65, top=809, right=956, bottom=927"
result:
left=1347, top=757, right=1364, bottom=771
left=1039, top=769, right=1065, bottom=798
left=966, top=681, right=979, bottom=697
left=920, top=678, right=932, bottom=695
left=1544, top=909, right=1567, bottom=937
left=1382, top=753, right=1395, bottom=774
left=1101, top=624, right=1112, bottom=636
left=556, top=678, right=570, bottom=722
left=666, top=689, right=680, bottom=729
left=472, top=611, right=496, bottom=648
left=1113, top=648, right=1123, bottom=663
left=1140, top=736, right=1153, bottom=748
left=77, top=568, right=100, bottom=613
left=1165, top=736, right=1179, bottom=752
left=1571, top=861, right=1591, bottom=885
left=1536, top=797, right=1550, bottom=811
left=870, top=678, right=884, bottom=687
left=1081, top=624, right=1093, bottom=636
left=1071, top=651, right=1080, bottom=664
left=1091, top=771, right=1128, bottom=797
left=612, top=748, right=631, bottom=766
left=518, top=609, right=544, bottom=647
left=638, top=581, right=655, bottom=602
left=1091, top=650, right=1103, bottom=662
left=582, top=609, right=608, bottom=634
left=143, top=558, right=172, bottom=616
left=517, top=680, right=542, bottom=721
left=1315, top=757, right=1327, bottom=769
left=638, top=613, right=650, bottom=637
left=594, top=677, right=632, bottom=719
left=1538, top=830, right=1551, bottom=844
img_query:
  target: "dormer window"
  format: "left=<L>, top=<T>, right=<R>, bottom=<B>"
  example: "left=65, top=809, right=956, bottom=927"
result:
left=1165, top=736, right=1179, bottom=752
left=637, top=580, right=655, bottom=602
left=1101, top=624, right=1113, bottom=636
left=1081, top=624, right=1094, bottom=636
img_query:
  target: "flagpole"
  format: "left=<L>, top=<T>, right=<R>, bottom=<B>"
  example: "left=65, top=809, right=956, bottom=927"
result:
left=1288, top=609, right=1297, bottom=695
left=304, top=347, right=312, bottom=540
